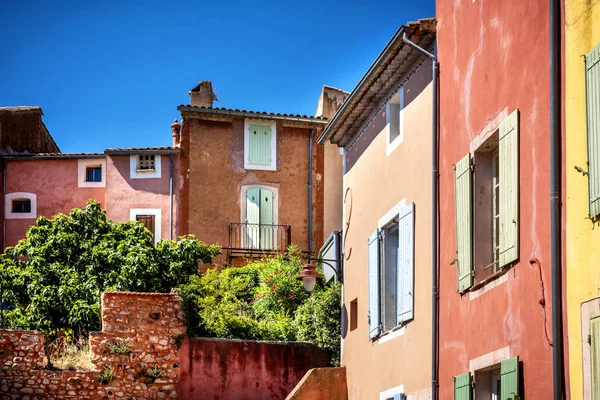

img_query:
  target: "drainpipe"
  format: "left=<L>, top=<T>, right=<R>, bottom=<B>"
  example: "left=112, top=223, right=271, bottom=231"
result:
left=169, top=153, right=174, bottom=241
left=308, top=122, right=316, bottom=256
left=403, top=32, right=438, bottom=400
left=550, top=0, right=564, bottom=399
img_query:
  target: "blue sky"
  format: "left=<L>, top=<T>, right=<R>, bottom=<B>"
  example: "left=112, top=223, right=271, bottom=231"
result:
left=0, top=1, right=434, bottom=153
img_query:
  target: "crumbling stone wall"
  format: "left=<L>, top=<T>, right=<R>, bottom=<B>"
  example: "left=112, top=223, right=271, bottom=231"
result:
left=0, top=291, right=184, bottom=400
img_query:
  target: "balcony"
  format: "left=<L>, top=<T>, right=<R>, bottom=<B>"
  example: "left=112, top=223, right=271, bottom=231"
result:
left=228, top=222, right=291, bottom=258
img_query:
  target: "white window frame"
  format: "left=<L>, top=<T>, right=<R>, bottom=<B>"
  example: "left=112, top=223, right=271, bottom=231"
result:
left=386, top=87, right=404, bottom=157
left=77, top=159, right=106, bottom=188
left=130, top=208, right=161, bottom=244
left=244, top=119, right=277, bottom=171
left=240, top=185, right=279, bottom=224
left=379, top=384, right=404, bottom=400
left=130, top=155, right=161, bottom=179
left=5, top=192, right=37, bottom=219
left=375, top=198, right=408, bottom=341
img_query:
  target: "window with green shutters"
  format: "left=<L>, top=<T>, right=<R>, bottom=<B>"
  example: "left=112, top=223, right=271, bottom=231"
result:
left=245, top=120, right=276, bottom=171
left=457, top=357, right=519, bottom=400
left=586, top=43, right=600, bottom=219
left=454, top=110, right=520, bottom=293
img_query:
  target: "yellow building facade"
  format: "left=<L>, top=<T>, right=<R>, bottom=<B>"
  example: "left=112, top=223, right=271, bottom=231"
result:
left=566, top=0, right=600, bottom=399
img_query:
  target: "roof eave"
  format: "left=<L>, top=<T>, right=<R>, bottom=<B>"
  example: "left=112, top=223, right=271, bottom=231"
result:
left=317, top=18, right=436, bottom=146
left=104, top=149, right=181, bottom=155
left=178, top=106, right=328, bottom=125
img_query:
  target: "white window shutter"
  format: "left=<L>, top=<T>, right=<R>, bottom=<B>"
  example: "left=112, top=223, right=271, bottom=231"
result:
left=396, top=202, right=415, bottom=325
left=368, top=230, right=381, bottom=339
left=499, top=109, right=520, bottom=267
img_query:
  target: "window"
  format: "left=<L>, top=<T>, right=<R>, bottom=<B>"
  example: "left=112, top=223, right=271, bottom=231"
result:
left=242, top=186, right=276, bottom=250
left=379, top=385, right=405, bottom=400
left=386, top=86, right=405, bottom=156
left=137, top=155, right=155, bottom=171
left=368, top=202, right=414, bottom=340
left=130, top=208, right=161, bottom=244
left=5, top=192, right=36, bottom=219
left=130, top=155, right=161, bottom=179
left=454, top=110, right=519, bottom=293
left=78, top=159, right=106, bottom=188
left=454, top=357, right=519, bottom=400
left=585, top=42, right=600, bottom=219
left=244, top=119, right=277, bottom=171
left=85, top=166, right=102, bottom=183
left=136, top=215, right=156, bottom=243
left=12, top=199, right=31, bottom=213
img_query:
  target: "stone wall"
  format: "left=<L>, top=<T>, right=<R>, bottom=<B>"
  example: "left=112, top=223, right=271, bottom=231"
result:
left=0, top=291, right=184, bottom=400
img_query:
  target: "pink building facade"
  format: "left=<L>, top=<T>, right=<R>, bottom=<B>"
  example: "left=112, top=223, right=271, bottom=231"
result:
left=0, top=98, right=186, bottom=249
left=3, top=145, right=180, bottom=249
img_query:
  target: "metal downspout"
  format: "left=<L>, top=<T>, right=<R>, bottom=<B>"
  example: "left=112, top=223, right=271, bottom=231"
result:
left=403, top=32, right=439, bottom=400
left=308, top=122, right=316, bottom=256
left=169, top=153, right=174, bottom=241
left=550, top=0, right=564, bottom=399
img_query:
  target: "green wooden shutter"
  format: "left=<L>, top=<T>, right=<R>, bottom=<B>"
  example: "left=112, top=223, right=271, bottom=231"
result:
left=498, top=110, right=519, bottom=267
left=501, top=356, right=519, bottom=400
left=455, top=154, right=473, bottom=293
left=248, top=123, right=272, bottom=166
left=259, top=189, right=274, bottom=250
left=591, top=317, right=600, bottom=400
left=454, top=372, right=472, bottom=400
left=586, top=43, right=600, bottom=218
left=246, top=188, right=260, bottom=249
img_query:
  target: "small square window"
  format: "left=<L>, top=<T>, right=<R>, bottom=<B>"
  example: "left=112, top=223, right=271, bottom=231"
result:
left=137, top=155, right=156, bottom=171
left=12, top=199, right=31, bottom=214
left=85, top=166, right=102, bottom=183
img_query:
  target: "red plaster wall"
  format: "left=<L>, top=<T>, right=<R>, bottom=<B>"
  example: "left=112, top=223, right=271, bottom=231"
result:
left=178, top=337, right=330, bottom=400
left=437, top=0, right=553, bottom=399
left=105, top=154, right=180, bottom=240
left=4, top=159, right=105, bottom=247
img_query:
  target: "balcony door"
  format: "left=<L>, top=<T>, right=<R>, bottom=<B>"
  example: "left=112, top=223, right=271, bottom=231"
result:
left=245, top=187, right=274, bottom=249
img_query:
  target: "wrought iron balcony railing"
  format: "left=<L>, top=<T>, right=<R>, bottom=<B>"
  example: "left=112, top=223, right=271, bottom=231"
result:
left=229, top=222, right=291, bottom=253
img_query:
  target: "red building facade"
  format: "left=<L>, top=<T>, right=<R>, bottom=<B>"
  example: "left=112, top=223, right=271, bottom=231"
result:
left=437, top=0, right=555, bottom=399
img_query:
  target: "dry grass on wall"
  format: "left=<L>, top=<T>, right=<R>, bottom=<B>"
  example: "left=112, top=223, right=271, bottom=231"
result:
left=47, top=336, right=93, bottom=371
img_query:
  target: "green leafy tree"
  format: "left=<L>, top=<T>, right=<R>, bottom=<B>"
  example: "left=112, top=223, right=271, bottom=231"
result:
left=0, top=200, right=220, bottom=335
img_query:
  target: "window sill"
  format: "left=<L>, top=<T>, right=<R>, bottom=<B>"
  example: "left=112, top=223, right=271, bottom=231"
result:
left=136, top=169, right=156, bottom=173
left=468, top=268, right=510, bottom=301
left=376, top=323, right=409, bottom=344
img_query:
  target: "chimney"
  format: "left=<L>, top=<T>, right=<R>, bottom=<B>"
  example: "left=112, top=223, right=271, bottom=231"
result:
left=171, top=119, right=181, bottom=147
left=189, top=81, right=217, bottom=108
left=315, top=85, right=350, bottom=119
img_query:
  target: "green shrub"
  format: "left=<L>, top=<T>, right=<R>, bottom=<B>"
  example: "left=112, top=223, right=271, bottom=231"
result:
left=294, top=283, right=342, bottom=366
left=179, top=246, right=341, bottom=364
